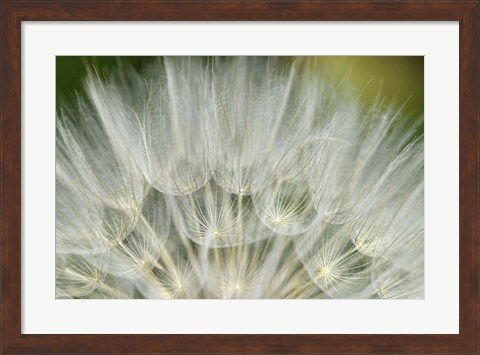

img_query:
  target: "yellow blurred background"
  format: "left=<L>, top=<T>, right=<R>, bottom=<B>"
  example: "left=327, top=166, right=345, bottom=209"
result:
left=57, top=56, right=423, bottom=129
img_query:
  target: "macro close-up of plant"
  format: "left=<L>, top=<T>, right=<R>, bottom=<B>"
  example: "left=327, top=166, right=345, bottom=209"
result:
left=56, top=56, right=424, bottom=299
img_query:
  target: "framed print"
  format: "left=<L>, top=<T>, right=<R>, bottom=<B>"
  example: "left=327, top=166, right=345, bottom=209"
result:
left=1, top=1, right=478, bottom=354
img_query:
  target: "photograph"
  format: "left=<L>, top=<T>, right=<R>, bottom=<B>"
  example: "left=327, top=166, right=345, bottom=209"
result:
left=55, top=56, right=424, bottom=300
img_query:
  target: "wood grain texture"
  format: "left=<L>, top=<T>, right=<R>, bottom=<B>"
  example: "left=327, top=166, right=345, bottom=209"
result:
left=1, top=1, right=478, bottom=354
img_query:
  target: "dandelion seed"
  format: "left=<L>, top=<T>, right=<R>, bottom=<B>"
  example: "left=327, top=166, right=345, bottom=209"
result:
left=296, top=223, right=374, bottom=298
left=254, top=179, right=319, bottom=235
left=169, top=180, right=272, bottom=248
left=56, top=254, right=133, bottom=299
left=372, top=244, right=424, bottom=299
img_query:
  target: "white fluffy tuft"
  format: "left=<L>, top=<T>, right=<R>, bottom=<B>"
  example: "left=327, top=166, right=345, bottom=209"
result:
left=56, top=57, right=424, bottom=299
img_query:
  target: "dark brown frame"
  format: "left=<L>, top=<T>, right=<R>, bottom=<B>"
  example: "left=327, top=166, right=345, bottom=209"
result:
left=1, top=1, right=478, bottom=354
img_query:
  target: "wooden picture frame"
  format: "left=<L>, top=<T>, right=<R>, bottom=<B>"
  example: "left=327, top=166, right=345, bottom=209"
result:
left=1, top=1, right=478, bottom=354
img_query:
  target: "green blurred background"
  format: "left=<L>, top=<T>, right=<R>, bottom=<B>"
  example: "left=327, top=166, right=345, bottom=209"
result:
left=56, top=56, right=423, bottom=127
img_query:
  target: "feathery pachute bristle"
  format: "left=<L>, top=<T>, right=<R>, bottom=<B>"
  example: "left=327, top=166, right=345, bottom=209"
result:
left=56, top=57, right=424, bottom=299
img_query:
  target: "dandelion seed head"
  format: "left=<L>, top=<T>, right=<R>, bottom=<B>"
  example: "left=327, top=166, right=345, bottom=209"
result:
left=56, top=56, right=424, bottom=300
